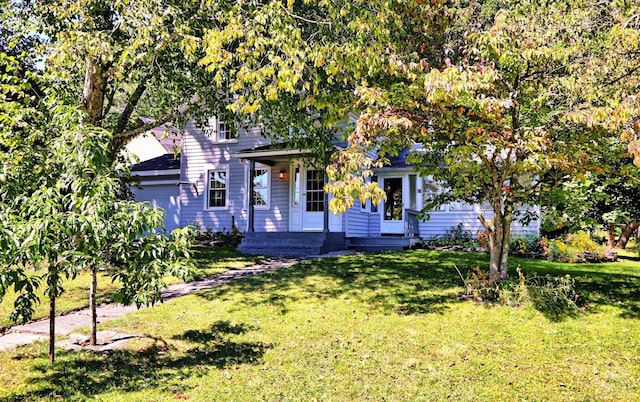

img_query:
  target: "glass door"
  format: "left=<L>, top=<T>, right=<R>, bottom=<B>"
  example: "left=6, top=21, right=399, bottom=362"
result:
left=381, top=176, right=405, bottom=234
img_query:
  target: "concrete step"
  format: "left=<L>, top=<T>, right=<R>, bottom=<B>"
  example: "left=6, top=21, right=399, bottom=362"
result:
left=348, top=244, right=405, bottom=252
left=238, top=245, right=323, bottom=257
left=347, top=236, right=421, bottom=252
left=238, top=232, right=346, bottom=256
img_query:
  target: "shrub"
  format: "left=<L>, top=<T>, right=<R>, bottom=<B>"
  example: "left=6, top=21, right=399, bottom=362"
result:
left=192, top=224, right=244, bottom=248
left=509, top=234, right=541, bottom=256
left=566, top=231, right=598, bottom=252
left=545, top=231, right=609, bottom=263
left=423, top=223, right=480, bottom=249
left=548, top=238, right=574, bottom=263
left=462, top=266, right=582, bottom=315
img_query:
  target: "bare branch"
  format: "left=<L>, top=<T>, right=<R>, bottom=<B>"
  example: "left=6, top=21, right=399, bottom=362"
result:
left=280, top=4, right=332, bottom=25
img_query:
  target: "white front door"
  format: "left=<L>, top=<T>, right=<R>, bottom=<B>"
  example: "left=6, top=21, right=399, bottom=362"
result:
left=289, top=167, right=325, bottom=231
left=380, top=176, right=405, bottom=234
left=302, top=169, right=325, bottom=231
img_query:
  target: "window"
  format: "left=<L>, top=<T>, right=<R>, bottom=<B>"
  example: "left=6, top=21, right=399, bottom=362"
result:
left=292, top=166, right=301, bottom=207
left=203, top=117, right=238, bottom=143
left=206, top=169, right=227, bottom=209
left=422, top=177, right=444, bottom=211
left=422, top=176, right=475, bottom=212
left=305, top=170, right=325, bottom=212
left=252, top=167, right=270, bottom=209
left=371, top=175, right=378, bottom=213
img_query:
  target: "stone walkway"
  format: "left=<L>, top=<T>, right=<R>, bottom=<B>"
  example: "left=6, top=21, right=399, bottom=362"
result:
left=0, top=257, right=299, bottom=351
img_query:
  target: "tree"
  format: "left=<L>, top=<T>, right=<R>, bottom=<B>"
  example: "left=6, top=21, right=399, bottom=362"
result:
left=0, top=90, right=192, bottom=362
left=1, top=3, right=193, bottom=360
left=1, top=0, right=222, bottom=349
left=542, top=141, right=640, bottom=250
left=197, top=0, right=639, bottom=280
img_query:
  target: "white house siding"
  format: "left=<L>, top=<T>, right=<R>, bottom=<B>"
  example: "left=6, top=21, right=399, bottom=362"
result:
left=179, top=122, right=271, bottom=232
left=179, top=123, right=300, bottom=233
left=132, top=183, right=181, bottom=232
left=418, top=206, right=541, bottom=239
left=368, top=212, right=381, bottom=236
left=344, top=201, right=370, bottom=237
left=253, top=162, right=290, bottom=232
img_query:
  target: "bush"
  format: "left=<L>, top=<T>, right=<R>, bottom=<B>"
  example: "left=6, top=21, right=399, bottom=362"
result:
left=545, top=231, right=609, bottom=263
left=423, top=223, right=480, bottom=249
left=462, top=266, right=582, bottom=316
left=509, top=234, right=541, bottom=256
left=192, top=223, right=244, bottom=248
left=566, top=231, right=599, bottom=252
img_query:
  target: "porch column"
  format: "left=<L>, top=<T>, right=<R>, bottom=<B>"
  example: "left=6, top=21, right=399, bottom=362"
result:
left=323, top=171, right=329, bottom=232
left=248, top=159, right=255, bottom=232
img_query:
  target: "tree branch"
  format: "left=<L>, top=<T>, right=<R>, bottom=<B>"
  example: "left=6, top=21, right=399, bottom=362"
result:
left=604, top=63, right=640, bottom=87
left=113, top=112, right=176, bottom=141
left=114, top=75, right=150, bottom=135
left=280, top=4, right=332, bottom=25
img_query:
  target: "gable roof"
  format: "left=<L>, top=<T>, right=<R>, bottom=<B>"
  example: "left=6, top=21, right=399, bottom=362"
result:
left=131, top=153, right=180, bottom=172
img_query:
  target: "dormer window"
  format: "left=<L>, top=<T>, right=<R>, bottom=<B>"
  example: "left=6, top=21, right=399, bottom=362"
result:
left=203, top=117, right=238, bottom=143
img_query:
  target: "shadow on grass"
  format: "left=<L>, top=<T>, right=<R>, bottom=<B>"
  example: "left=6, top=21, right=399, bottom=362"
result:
left=2, top=320, right=270, bottom=401
left=187, top=246, right=265, bottom=280
left=510, top=256, right=640, bottom=320
left=197, top=250, right=481, bottom=316
left=197, top=250, right=640, bottom=323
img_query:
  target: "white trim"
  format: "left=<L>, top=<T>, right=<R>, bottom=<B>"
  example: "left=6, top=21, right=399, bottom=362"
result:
left=232, top=148, right=312, bottom=159
left=133, top=169, right=180, bottom=177
left=138, top=180, right=180, bottom=186
left=203, top=116, right=238, bottom=144
left=204, top=166, right=230, bottom=211
left=250, top=164, right=271, bottom=210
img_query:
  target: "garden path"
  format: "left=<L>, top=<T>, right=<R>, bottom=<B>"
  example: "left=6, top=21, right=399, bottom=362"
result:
left=0, top=257, right=300, bottom=351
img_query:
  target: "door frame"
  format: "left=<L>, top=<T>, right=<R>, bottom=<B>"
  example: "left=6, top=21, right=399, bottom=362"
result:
left=288, top=164, right=342, bottom=232
left=379, top=174, right=407, bottom=234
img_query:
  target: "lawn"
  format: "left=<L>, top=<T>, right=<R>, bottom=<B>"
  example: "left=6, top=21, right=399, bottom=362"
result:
left=1, top=249, right=639, bottom=401
left=0, top=246, right=264, bottom=330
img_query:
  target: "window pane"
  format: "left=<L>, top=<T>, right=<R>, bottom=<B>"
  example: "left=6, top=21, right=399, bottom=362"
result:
left=218, top=121, right=233, bottom=140
left=252, top=168, right=270, bottom=207
left=409, top=174, right=417, bottom=210
left=371, top=175, right=378, bottom=213
left=293, top=167, right=300, bottom=206
left=422, top=177, right=443, bottom=211
left=306, top=170, right=324, bottom=212
left=383, top=177, right=403, bottom=221
left=253, top=188, right=268, bottom=206
left=208, top=170, right=227, bottom=208
left=253, top=168, right=268, bottom=188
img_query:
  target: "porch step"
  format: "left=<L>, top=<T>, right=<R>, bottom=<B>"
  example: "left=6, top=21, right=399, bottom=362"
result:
left=238, top=232, right=346, bottom=257
left=347, top=236, right=422, bottom=253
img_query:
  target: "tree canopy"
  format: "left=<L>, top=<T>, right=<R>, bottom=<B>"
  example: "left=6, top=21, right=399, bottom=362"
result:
left=1, top=1, right=196, bottom=362
left=195, top=0, right=640, bottom=278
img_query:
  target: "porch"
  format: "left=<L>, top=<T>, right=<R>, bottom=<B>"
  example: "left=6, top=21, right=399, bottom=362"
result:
left=238, top=231, right=347, bottom=257
left=237, top=209, right=421, bottom=256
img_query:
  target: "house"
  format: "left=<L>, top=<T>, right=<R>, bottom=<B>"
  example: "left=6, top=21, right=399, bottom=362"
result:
left=127, top=122, right=182, bottom=232
left=131, top=117, right=540, bottom=255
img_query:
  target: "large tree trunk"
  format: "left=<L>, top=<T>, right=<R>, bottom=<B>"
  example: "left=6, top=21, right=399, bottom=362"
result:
left=499, top=211, right=513, bottom=280
left=479, top=213, right=511, bottom=282
left=81, top=56, right=106, bottom=126
left=478, top=196, right=514, bottom=282
left=607, top=222, right=616, bottom=249
left=89, top=266, right=98, bottom=346
left=616, top=221, right=640, bottom=249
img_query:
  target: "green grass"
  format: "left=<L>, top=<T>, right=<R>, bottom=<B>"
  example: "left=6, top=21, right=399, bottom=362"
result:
left=1, top=250, right=639, bottom=401
left=0, top=246, right=263, bottom=330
